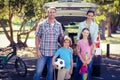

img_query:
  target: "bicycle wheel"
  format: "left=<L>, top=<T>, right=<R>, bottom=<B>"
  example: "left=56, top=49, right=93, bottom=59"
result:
left=15, top=57, right=27, bottom=77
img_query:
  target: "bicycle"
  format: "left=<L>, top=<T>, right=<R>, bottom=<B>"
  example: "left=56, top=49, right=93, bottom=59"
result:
left=0, top=46, right=27, bottom=77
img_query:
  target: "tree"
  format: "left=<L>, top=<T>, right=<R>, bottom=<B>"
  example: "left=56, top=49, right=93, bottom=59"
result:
left=0, top=0, right=17, bottom=46
left=0, top=0, right=56, bottom=47
left=85, top=0, right=120, bottom=38
left=16, top=0, right=46, bottom=47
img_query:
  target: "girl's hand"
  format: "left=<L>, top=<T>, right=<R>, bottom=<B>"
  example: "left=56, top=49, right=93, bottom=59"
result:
left=83, top=60, right=87, bottom=65
left=82, top=63, right=87, bottom=66
left=86, top=59, right=91, bottom=64
left=79, top=57, right=86, bottom=64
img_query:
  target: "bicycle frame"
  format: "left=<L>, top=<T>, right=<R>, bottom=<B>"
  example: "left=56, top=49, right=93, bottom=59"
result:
left=0, top=46, right=16, bottom=66
left=0, top=46, right=27, bottom=77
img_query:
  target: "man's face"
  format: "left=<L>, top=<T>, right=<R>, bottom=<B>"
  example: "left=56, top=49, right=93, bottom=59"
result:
left=47, top=8, right=56, bottom=19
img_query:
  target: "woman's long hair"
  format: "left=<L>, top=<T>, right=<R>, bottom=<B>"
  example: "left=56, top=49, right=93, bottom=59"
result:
left=80, top=28, right=92, bottom=46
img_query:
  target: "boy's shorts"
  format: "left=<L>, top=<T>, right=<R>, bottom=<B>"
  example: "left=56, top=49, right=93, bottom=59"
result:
left=57, top=68, right=71, bottom=80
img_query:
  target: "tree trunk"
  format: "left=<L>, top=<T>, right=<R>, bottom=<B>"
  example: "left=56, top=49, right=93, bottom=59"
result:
left=7, top=13, right=16, bottom=45
left=99, top=20, right=106, bottom=40
left=0, top=20, right=16, bottom=46
left=106, top=15, right=112, bottom=37
left=111, top=15, right=120, bottom=33
left=16, top=18, right=40, bottom=48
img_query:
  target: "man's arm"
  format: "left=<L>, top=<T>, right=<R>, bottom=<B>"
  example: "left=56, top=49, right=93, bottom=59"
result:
left=35, top=36, right=39, bottom=50
left=60, top=24, right=64, bottom=36
left=35, top=36, right=42, bottom=58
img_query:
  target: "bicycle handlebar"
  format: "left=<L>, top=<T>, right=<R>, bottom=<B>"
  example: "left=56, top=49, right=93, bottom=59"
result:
left=0, top=46, right=17, bottom=55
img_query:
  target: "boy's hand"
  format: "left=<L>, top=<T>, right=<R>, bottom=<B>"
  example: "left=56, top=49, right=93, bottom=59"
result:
left=69, top=68, right=73, bottom=75
left=52, top=62, right=58, bottom=69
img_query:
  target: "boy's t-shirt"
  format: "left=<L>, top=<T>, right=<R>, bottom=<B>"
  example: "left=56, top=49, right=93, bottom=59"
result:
left=55, top=47, right=73, bottom=68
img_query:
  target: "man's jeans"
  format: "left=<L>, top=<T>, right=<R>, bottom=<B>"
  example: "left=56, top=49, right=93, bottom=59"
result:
left=33, top=56, right=53, bottom=80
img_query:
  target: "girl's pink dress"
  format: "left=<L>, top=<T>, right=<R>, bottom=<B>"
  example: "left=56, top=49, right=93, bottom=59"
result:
left=77, top=40, right=93, bottom=61
left=77, top=40, right=93, bottom=74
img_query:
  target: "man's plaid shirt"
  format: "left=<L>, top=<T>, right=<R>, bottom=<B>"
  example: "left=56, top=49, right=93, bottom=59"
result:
left=35, top=19, right=63, bottom=56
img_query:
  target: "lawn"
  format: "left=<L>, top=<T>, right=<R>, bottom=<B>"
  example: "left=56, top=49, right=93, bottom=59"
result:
left=1, top=24, right=120, bottom=44
left=100, top=33, right=120, bottom=44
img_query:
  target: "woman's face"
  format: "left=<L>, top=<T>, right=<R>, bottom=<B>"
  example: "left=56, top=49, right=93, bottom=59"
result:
left=87, top=12, right=94, bottom=20
left=82, top=29, right=90, bottom=38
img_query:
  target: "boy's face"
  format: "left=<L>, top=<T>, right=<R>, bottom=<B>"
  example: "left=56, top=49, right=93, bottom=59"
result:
left=63, top=40, right=70, bottom=48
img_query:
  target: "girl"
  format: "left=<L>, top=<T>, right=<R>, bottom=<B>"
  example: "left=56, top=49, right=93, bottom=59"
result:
left=52, top=36, right=73, bottom=80
left=77, top=28, right=95, bottom=80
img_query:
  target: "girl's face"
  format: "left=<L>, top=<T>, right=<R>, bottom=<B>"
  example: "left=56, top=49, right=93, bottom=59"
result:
left=82, top=29, right=90, bottom=38
left=63, top=40, right=70, bottom=48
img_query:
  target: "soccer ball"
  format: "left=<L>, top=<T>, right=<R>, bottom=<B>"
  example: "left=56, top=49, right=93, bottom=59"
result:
left=54, top=58, right=65, bottom=70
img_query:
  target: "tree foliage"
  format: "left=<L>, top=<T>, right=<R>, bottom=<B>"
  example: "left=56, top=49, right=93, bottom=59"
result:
left=0, top=0, right=56, bottom=47
left=84, top=0, right=120, bottom=38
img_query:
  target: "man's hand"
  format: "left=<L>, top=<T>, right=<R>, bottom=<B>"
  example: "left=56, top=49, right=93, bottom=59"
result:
left=36, top=49, right=42, bottom=58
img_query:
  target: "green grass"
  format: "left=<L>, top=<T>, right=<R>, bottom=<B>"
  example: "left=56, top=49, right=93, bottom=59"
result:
left=21, top=32, right=35, bottom=39
left=100, top=33, right=120, bottom=56
left=0, top=25, right=35, bottom=39
left=1, top=24, right=120, bottom=44
left=100, top=33, right=120, bottom=44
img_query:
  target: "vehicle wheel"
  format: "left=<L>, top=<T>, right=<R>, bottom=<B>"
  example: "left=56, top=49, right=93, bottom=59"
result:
left=15, top=57, right=27, bottom=77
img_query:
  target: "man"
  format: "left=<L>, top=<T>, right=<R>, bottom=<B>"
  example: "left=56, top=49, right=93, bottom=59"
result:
left=34, top=7, right=63, bottom=80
